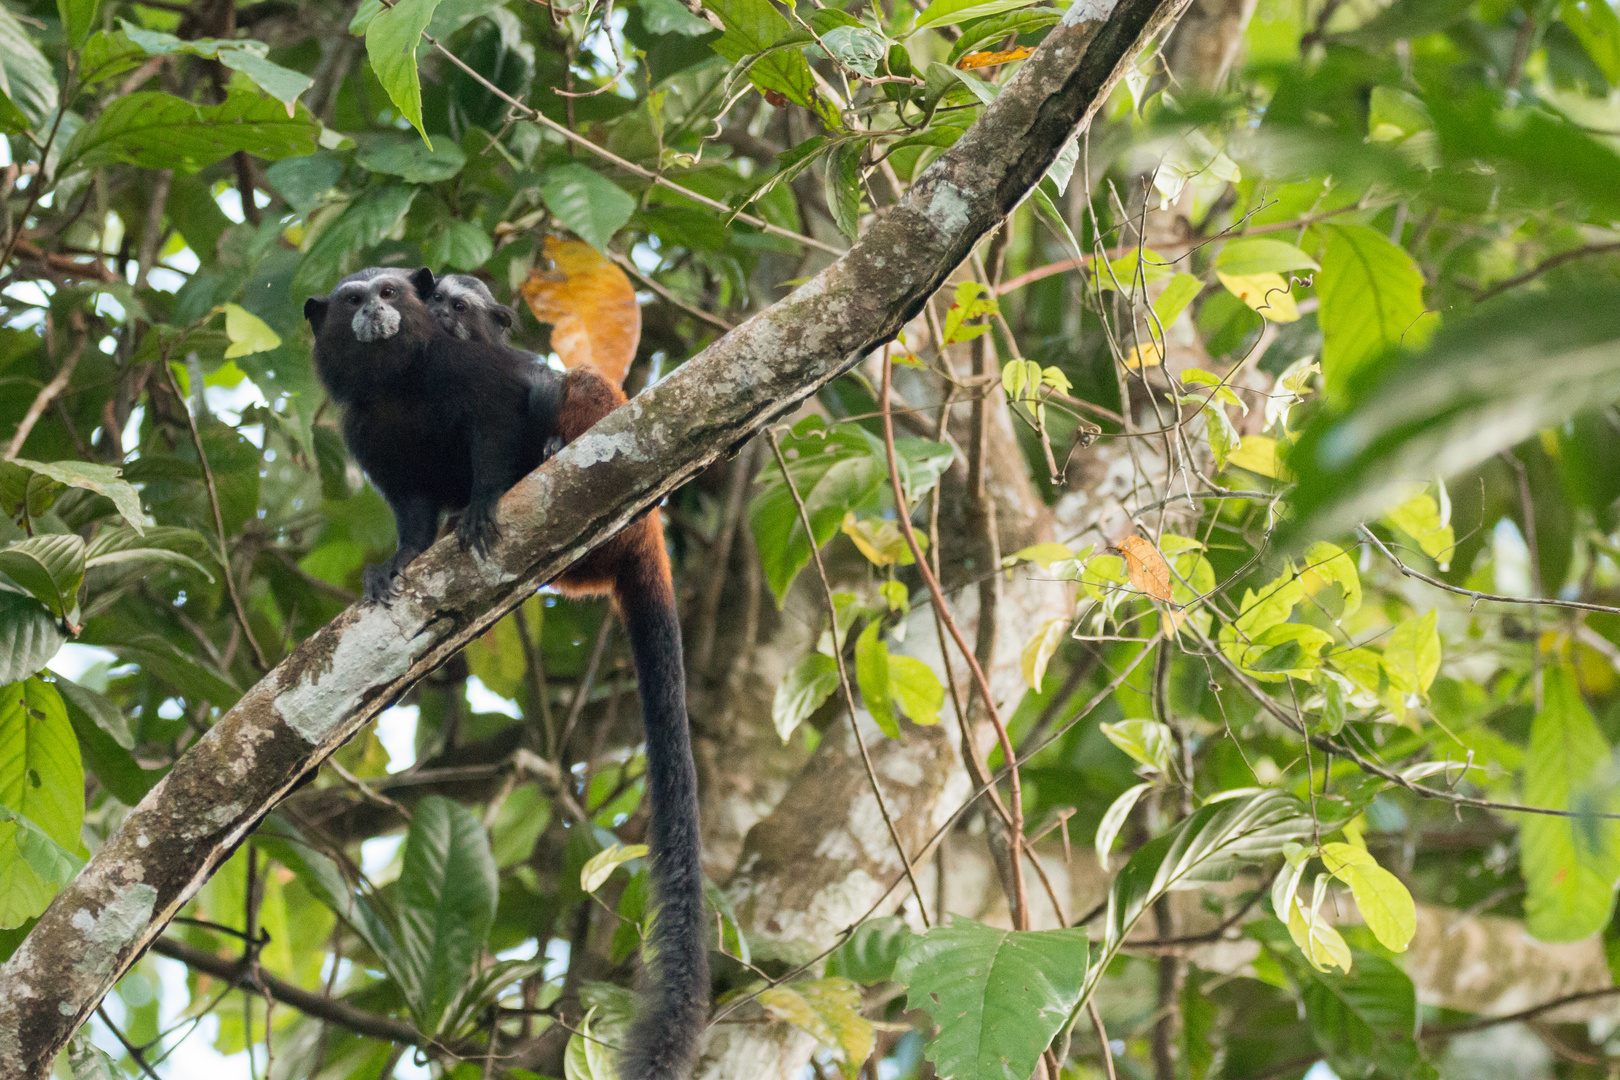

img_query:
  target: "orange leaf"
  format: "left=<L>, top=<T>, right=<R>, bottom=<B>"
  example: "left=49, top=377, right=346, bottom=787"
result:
left=1117, top=535, right=1172, bottom=602
left=957, top=46, right=1033, bottom=70
left=518, top=236, right=641, bottom=386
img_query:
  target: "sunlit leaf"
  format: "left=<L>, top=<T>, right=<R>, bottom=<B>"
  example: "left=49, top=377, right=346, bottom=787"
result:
left=1320, top=842, right=1416, bottom=952
left=365, top=0, right=445, bottom=145
left=1021, top=617, right=1067, bottom=691
left=520, top=237, right=641, bottom=385
left=580, top=843, right=649, bottom=894
left=774, top=653, right=841, bottom=742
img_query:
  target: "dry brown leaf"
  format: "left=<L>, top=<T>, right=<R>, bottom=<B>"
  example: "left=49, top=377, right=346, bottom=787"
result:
left=957, top=46, right=1034, bottom=70
left=1117, top=535, right=1172, bottom=601
left=518, top=236, right=641, bottom=386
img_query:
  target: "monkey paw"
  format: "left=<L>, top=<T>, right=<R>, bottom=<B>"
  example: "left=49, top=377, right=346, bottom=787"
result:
left=361, top=563, right=401, bottom=602
left=457, top=507, right=501, bottom=556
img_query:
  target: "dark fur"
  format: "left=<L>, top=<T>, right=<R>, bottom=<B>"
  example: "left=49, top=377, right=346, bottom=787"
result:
left=415, top=270, right=708, bottom=1080
left=303, top=267, right=564, bottom=599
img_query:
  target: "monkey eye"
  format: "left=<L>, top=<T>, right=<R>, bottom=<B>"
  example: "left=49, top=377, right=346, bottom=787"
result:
left=433, top=292, right=445, bottom=302
left=379, top=286, right=395, bottom=299
left=454, top=300, right=467, bottom=312
left=347, top=294, right=362, bottom=305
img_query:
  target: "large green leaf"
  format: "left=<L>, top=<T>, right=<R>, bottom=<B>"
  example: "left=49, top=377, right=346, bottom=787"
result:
left=10, top=458, right=144, bottom=534
left=0, top=680, right=84, bottom=927
left=773, top=652, right=840, bottom=742
left=396, top=796, right=498, bottom=1033
left=1521, top=665, right=1620, bottom=941
left=914, top=0, right=1043, bottom=30
left=58, top=681, right=157, bottom=807
left=58, top=0, right=99, bottom=51
left=85, top=527, right=211, bottom=581
left=0, top=7, right=58, bottom=129
left=538, top=164, right=636, bottom=254
left=115, top=22, right=314, bottom=110
left=365, top=0, right=446, bottom=145
left=895, top=917, right=1090, bottom=1080
left=292, top=185, right=419, bottom=297
left=750, top=416, right=953, bottom=603
left=0, top=592, right=63, bottom=686
left=1281, top=283, right=1620, bottom=549
left=0, top=536, right=86, bottom=621
left=355, top=135, right=467, bottom=183
left=60, top=91, right=319, bottom=175
left=1317, top=224, right=1427, bottom=401
left=1101, top=790, right=1310, bottom=965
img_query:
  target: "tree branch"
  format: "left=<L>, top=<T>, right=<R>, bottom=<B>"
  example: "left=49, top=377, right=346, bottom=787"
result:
left=147, top=937, right=427, bottom=1047
left=0, top=0, right=1191, bottom=1069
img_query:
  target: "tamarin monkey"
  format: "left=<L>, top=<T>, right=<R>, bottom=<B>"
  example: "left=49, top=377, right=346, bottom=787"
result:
left=304, top=267, right=706, bottom=1080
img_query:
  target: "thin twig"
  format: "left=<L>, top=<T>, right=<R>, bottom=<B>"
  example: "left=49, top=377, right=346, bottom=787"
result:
left=878, top=349, right=1030, bottom=926
left=1088, top=1000, right=1119, bottom=1080
left=1474, top=240, right=1620, bottom=302
left=557, top=616, right=612, bottom=760
left=5, top=322, right=86, bottom=461
left=1423, top=985, right=1620, bottom=1037
left=764, top=426, right=931, bottom=926
left=163, top=362, right=270, bottom=671
left=1360, top=526, right=1620, bottom=616
left=608, top=250, right=735, bottom=332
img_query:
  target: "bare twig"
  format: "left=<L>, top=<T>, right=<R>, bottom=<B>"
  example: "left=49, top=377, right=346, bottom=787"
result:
left=5, top=321, right=86, bottom=461
left=1360, top=526, right=1620, bottom=616
left=764, top=426, right=932, bottom=925
left=1475, top=240, right=1620, bottom=302
left=162, top=362, right=270, bottom=671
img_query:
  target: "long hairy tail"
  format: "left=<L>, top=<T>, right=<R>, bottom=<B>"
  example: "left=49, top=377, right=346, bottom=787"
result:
left=614, top=544, right=708, bottom=1080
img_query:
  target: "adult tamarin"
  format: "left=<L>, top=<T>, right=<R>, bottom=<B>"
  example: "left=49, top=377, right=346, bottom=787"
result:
left=305, top=268, right=707, bottom=1080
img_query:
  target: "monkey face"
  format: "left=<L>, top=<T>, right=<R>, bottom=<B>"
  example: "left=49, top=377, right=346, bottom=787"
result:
left=304, top=267, right=438, bottom=344
left=421, top=272, right=515, bottom=344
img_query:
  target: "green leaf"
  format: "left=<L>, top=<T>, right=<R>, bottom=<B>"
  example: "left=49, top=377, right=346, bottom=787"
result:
left=0, top=805, right=82, bottom=887
left=58, top=680, right=156, bottom=807
left=1100, top=718, right=1172, bottom=773
left=1521, top=665, right=1620, bottom=941
left=84, top=525, right=213, bottom=581
left=396, top=795, right=499, bottom=1033
left=60, top=91, right=319, bottom=176
left=1095, top=781, right=1153, bottom=860
left=888, top=655, right=944, bottom=726
left=221, top=304, right=282, bottom=359
left=824, top=141, right=863, bottom=241
left=1101, top=791, right=1310, bottom=968
left=218, top=50, right=314, bottom=111
left=1285, top=888, right=1352, bottom=973
left=947, top=8, right=1060, bottom=63
left=293, top=186, right=419, bottom=296
left=58, top=0, right=99, bottom=51
left=854, top=621, right=898, bottom=738
left=828, top=916, right=912, bottom=985
left=1317, top=224, right=1427, bottom=402
left=914, top=0, right=1042, bottom=30
left=0, top=680, right=84, bottom=854
left=263, top=152, right=346, bottom=213
left=1281, top=283, right=1620, bottom=550
left=1215, top=238, right=1320, bottom=276
left=1320, top=843, right=1416, bottom=952
left=1152, top=273, right=1204, bottom=329
left=426, top=220, right=493, bottom=272
left=821, top=25, right=886, bottom=79
left=355, top=136, right=468, bottom=183
left=0, top=536, right=85, bottom=621
left=0, top=7, right=58, bottom=128
left=1384, top=490, right=1454, bottom=569
left=580, top=843, right=647, bottom=894
left=538, top=164, right=636, bottom=254
left=365, top=0, right=446, bottom=145
left=1300, top=541, right=1361, bottom=620
left=1382, top=609, right=1439, bottom=698
left=0, top=593, right=63, bottom=686
left=10, top=458, right=144, bottom=534
left=773, top=653, right=840, bottom=742
left=895, top=917, right=1090, bottom=1080
left=1563, top=0, right=1620, bottom=83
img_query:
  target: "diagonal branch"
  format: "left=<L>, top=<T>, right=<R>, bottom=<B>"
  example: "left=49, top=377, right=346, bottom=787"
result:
left=0, top=0, right=1193, bottom=1071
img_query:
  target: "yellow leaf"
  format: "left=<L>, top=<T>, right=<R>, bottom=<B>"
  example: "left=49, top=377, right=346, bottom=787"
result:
left=580, top=843, right=648, bottom=894
left=1321, top=842, right=1416, bottom=953
left=1124, top=337, right=1163, bottom=369
left=1286, top=895, right=1352, bottom=973
left=760, top=978, right=875, bottom=1076
left=840, top=512, right=917, bottom=567
left=1117, top=535, right=1172, bottom=601
left=1021, top=618, right=1068, bottom=691
left=520, top=236, right=641, bottom=385
left=957, top=45, right=1034, bottom=69
left=1216, top=271, right=1300, bottom=322
left=220, top=303, right=281, bottom=358
left=1004, top=542, right=1078, bottom=569
left=1224, top=435, right=1288, bottom=479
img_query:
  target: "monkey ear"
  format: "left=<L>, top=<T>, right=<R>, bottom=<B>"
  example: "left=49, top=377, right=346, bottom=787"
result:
left=303, top=296, right=329, bottom=332
left=410, top=267, right=436, bottom=298
left=494, top=304, right=515, bottom=330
